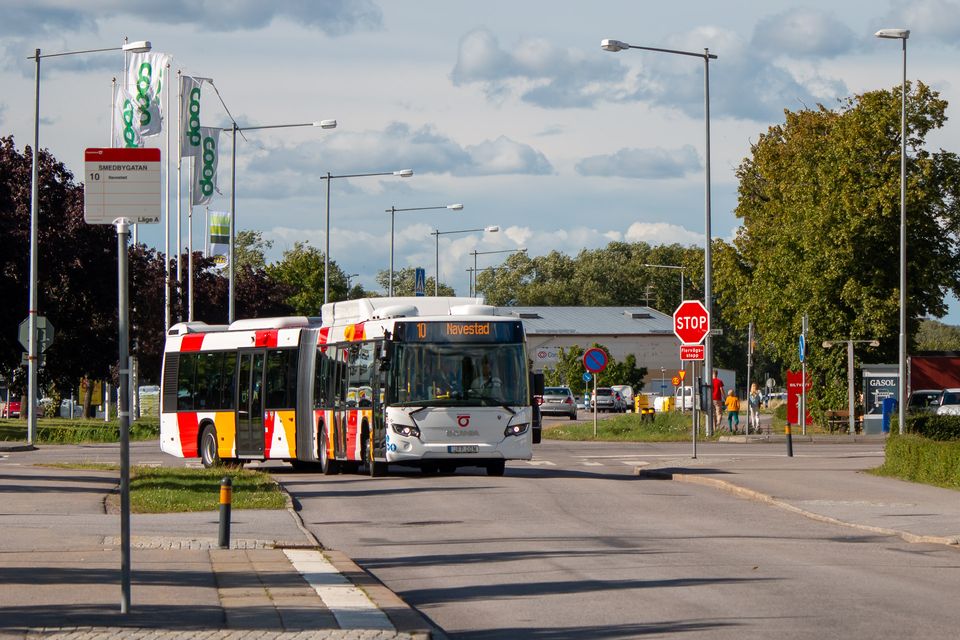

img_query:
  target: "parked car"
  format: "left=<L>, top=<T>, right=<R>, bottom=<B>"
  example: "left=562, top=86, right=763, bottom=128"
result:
left=540, top=386, right=578, bottom=420
left=908, top=389, right=942, bottom=414
left=610, top=385, right=634, bottom=410
left=591, top=387, right=625, bottom=413
left=1, top=399, right=21, bottom=418
left=936, top=389, right=960, bottom=415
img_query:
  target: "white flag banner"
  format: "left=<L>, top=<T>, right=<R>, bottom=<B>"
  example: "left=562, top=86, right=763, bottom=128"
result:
left=114, top=86, right=143, bottom=148
left=208, top=211, right=230, bottom=269
left=127, top=52, right=170, bottom=138
left=192, top=126, right=220, bottom=206
left=180, top=75, right=205, bottom=158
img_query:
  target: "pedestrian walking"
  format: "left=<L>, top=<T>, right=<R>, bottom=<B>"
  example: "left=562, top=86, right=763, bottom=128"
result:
left=748, top=383, right=762, bottom=434
left=711, top=371, right=725, bottom=431
left=725, top=390, right=741, bottom=433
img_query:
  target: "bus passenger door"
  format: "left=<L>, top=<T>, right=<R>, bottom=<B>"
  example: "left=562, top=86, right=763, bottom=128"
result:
left=237, top=350, right=266, bottom=457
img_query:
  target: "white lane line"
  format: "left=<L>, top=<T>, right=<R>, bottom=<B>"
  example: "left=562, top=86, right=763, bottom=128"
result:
left=525, top=460, right=557, bottom=466
left=283, top=548, right=393, bottom=630
left=582, top=461, right=604, bottom=466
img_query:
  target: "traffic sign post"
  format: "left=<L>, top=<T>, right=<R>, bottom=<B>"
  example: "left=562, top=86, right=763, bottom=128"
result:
left=583, top=348, right=608, bottom=437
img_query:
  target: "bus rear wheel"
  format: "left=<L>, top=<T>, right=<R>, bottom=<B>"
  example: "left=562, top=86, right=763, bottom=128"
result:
left=320, top=428, right=339, bottom=475
left=200, top=424, right=220, bottom=468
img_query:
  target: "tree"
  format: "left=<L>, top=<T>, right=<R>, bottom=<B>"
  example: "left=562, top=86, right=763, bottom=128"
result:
left=720, top=83, right=960, bottom=409
left=267, top=241, right=358, bottom=314
left=915, top=319, right=960, bottom=351
left=375, top=267, right=454, bottom=297
left=234, top=229, right=272, bottom=271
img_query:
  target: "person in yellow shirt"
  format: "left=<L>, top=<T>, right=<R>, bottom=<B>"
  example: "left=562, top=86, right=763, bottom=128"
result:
left=724, top=390, right=741, bottom=433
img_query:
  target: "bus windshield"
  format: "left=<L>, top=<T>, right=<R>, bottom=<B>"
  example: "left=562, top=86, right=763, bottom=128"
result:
left=387, top=342, right=528, bottom=407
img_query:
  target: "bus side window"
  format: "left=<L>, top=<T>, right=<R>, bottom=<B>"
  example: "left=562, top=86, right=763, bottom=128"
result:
left=177, top=353, right=197, bottom=411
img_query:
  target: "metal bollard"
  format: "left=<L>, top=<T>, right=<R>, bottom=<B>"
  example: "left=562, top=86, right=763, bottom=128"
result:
left=785, top=423, right=794, bottom=458
left=218, top=476, right=232, bottom=549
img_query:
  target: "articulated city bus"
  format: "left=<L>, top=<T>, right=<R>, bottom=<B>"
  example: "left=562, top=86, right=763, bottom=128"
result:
left=160, top=297, right=539, bottom=476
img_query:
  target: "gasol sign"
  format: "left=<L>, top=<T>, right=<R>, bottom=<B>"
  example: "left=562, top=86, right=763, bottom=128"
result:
left=83, top=148, right=161, bottom=225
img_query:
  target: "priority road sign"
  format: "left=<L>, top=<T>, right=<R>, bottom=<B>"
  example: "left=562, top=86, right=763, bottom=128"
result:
left=673, top=300, right=710, bottom=345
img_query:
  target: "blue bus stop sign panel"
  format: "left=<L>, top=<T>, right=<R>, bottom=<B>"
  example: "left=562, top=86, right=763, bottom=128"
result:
left=799, top=334, right=805, bottom=363
left=583, top=347, right=608, bottom=373
left=582, top=372, right=592, bottom=382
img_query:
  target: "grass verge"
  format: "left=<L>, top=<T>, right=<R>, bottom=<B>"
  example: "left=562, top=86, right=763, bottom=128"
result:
left=545, top=411, right=702, bottom=442
left=0, top=417, right=159, bottom=444
left=44, top=463, right=287, bottom=513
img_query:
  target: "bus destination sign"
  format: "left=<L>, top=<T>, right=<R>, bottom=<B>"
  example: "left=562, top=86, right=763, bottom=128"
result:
left=396, top=321, right=523, bottom=343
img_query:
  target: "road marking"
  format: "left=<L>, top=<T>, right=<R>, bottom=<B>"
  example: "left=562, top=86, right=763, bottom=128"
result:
left=525, top=460, right=557, bottom=466
left=582, top=461, right=604, bottom=466
left=284, top=548, right=393, bottom=630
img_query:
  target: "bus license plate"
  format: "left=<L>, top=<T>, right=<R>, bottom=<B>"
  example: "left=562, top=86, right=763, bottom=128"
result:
left=448, top=445, right=478, bottom=454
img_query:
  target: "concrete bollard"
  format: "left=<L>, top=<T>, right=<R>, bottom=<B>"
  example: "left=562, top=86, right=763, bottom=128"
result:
left=218, top=476, right=232, bottom=549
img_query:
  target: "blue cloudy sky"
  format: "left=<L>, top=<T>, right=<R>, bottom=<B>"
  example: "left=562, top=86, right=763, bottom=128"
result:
left=3, top=1, right=960, bottom=320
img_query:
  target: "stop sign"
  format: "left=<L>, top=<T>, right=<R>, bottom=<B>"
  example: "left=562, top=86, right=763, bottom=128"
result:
left=673, top=300, right=710, bottom=345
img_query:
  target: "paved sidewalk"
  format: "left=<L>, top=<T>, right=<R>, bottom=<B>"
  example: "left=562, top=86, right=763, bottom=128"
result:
left=636, top=437, right=960, bottom=547
left=0, top=442, right=435, bottom=640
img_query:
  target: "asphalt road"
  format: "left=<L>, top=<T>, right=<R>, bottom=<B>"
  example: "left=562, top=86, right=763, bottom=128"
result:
left=274, top=439, right=960, bottom=640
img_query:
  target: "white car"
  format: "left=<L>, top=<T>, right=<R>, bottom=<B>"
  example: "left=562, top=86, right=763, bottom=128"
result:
left=935, top=389, right=960, bottom=415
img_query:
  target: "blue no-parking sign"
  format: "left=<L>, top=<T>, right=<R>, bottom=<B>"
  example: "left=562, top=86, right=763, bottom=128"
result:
left=583, top=347, right=608, bottom=373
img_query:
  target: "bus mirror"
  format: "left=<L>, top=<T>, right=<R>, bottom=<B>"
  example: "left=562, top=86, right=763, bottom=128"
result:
left=379, top=340, right=393, bottom=364
left=533, top=372, right=544, bottom=396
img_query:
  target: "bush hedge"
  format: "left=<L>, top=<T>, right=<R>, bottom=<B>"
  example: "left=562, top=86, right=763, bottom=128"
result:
left=904, top=413, right=960, bottom=441
left=878, top=433, right=960, bottom=489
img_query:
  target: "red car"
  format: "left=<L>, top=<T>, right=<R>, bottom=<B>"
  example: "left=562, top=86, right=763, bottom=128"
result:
left=2, top=399, right=21, bottom=418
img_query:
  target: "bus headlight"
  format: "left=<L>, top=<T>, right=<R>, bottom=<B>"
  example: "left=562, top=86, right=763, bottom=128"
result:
left=504, top=423, right=529, bottom=437
left=392, top=423, right=421, bottom=438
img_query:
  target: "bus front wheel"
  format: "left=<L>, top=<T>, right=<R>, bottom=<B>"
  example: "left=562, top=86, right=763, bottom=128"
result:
left=486, top=460, right=505, bottom=476
left=200, top=424, right=220, bottom=468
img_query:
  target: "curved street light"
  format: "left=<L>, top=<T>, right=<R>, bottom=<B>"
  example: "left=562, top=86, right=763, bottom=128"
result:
left=386, top=203, right=463, bottom=296
left=470, top=248, right=526, bottom=297
left=431, top=225, right=498, bottom=295
left=603, top=37, right=717, bottom=432
left=875, top=27, right=910, bottom=435
left=319, top=169, right=413, bottom=304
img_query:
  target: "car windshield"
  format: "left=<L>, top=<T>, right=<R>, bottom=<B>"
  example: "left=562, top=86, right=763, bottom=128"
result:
left=941, top=392, right=960, bottom=406
left=387, top=342, right=528, bottom=407
left=544, top=387, right=569, bottom=395
left=595, top=389, right=612, bottom=396
left=909, top=392, right=941, bottom=407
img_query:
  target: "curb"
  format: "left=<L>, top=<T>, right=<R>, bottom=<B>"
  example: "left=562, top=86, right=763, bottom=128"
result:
left=636, top=467, right=960, bottom=548
left=0, top=443, right=37, bottom=452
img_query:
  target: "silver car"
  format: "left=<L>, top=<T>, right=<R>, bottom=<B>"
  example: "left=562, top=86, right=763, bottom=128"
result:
left=541, top=386, right=578, bottom=420
left=591, top=387, right=624, bottom=413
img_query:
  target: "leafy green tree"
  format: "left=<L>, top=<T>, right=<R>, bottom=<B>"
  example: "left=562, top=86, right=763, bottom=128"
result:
left=542, top=344, right=647, bottom=398
left=915, top=319, right=960, bottom=351
left=719, top=82, right=960, bottom=410
left=375, top=267, right=455, bottom=297
left=266, top=241, right=356, bottom=314
left=234, top=229, right=272, bottom=271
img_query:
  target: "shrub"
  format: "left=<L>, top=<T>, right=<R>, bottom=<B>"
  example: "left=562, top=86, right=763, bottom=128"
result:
left=905, top=413, right=960, bottom=441
left=878, top=433, right=960, bottom=489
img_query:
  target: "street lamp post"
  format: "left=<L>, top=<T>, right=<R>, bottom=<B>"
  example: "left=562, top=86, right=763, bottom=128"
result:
left=643, top=263, right=686, bottom=305
left=431, top=226, right=499, bottom=295
left=319, top=169, right=412, bottom=304
left=387, top=204, right=463, bottom=296
left=470, top=248, right=526, bottom=297
left=25, top=40, right=151, bottom=448
left=823, top=339, right=880, bottom=435
left=876, top=28, right=910, bottom=435
left=603, top=38, right=716, bottom=424
left=224, top=119, right=337, bottom=322
left=345, top=273, right=359, bottom=297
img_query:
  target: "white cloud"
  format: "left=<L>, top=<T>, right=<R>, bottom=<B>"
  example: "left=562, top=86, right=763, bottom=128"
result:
left=752, top=8, right=857, bottom=57
left=624, top=222, right=705, bottom=246
left=244, top=123, right=552, bottom=189
left=451, top=27, right=624, bottom=108
left=576, top=145, right=701, bottom=179
left=879, top=0, right=960, bottom=44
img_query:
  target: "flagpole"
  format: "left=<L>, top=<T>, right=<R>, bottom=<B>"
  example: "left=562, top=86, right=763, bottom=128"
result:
left=188, top=157, right=194, bottom=322
left=205, top=206, right=209, bottom=257
left=176, top=71, right=182, bottom=321
left=110, top=77, right=116, bottom=146
left=164, top=61, right=171, bottom=332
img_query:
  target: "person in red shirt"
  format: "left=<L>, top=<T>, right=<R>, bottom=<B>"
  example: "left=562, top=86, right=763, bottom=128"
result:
left=711, top=371, right=724, bottom=431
